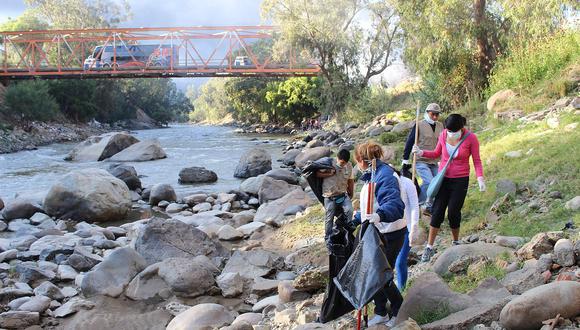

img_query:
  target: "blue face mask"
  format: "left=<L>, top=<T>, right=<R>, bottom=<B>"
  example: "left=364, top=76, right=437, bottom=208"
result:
left=424, top=112, right=435, bottom=125
left=447, top=130, right=462, bottom=140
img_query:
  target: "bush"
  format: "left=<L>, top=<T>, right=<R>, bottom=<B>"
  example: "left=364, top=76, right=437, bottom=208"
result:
left=2, top=80, right=59, bottom=122
left=488, top=31, right=580, bottom=96
left=379, top=130, right=408, bottom=144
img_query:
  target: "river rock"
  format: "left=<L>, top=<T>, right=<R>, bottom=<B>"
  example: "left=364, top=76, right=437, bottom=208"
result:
left=500, top=260, right=544, bottom=294
left=178, top=167, right=218, bottom=184
left=183, top=193, right=209, bottom=206
left=254, top=189, right=314, bottom=227
left=294, top=147, right=331, bottom=169
left=217, top=272, right=244, bottom=298
left=495, top=236, right=524, bottom=249
left=237, top=222, right=266, bottom=236
left=252, top=295, right=280, bottom=313
left=467, top=278, right=512, bottom=305
left=217, top=225, right=244, bottom=241
left=157, top=256, right=217, bottom=298
left=66, top=132, right=139, bottom=162
left=57, top=264, right=78, bottom=280
left=167, top=303, right=235, bottom=330
left=487, top=89, right=517, bottom=112
left=234, top=148, right=272, bottom=178
left=265, top=168, right=299, bottom=184
left=8, top=297, right=30, bottom=310
left=0, top=198, right=3, bottom=211
left=422, top=297, right=512, bottom=330
left=564, top=196, right=580, bottom=210
left=17, top=296, right=51, bottom=313
left=51, top=298, right=96, bottom=317
left=108, top=139, right=167, bottom=162
left=81, top=247, right=147, bottom=297
left=516, top=231, right=564, bottom=260
left=44, top=168, right=131, bottom=223
left=1, top=199, right=43, bottom=221
left=240, top=175, right=267, bottom=195
left=222, top=250, right=284, bottom=279
left=251, top=277, right=280, bottom=297
left=0, top=311, right=40, bottom=329
left=232, top=210, right=255, bottom=227
left=33, top=281, right=64, bottom=300
left=282, top=149, right=301, bottom=166
left=107, top=164, right=142, bottom=190
left=496, top=179, right=517, bottom=196
left=278, top=280, right=309, bottom=303
left=232, top=313, right=262, bottom=326
left=134, top=217, right=228, bottom=264
left=432, top=242, right=513, bottom=276
left=499, top=281, right=580, bottom=330
left=125, top=263, right=171, bottom=300
left=258, top=176, right=301, bottom=204
left=148, top=183, right=176, bottom=205
left=15, top=262, right=56, bottom=284
left=67, top=247, right=103, bottom=271
left=391, top=121, right=414, bottom=133
left=395, top=272, right=472, bottom=325
left=29, top=234, right=80, bottom=259
left=553, top=238, right=575, bottom=266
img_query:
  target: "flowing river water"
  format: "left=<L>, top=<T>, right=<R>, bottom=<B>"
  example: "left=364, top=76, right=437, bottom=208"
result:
left=0, top=125, right=285, bottom=203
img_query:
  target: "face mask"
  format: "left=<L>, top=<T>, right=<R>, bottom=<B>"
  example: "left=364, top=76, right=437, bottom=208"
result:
left=447, top=130, right=462, bottom=140
left=424, top=112, right=435, bottom=125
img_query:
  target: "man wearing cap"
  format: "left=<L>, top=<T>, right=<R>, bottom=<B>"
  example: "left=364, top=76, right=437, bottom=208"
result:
left=401, top=103, right=443, bottom=214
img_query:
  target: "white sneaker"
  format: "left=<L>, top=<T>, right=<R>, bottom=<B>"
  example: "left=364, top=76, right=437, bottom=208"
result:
left=385, top=317, right=396, bottom=327
left=368, top=314, right=390, bottom=326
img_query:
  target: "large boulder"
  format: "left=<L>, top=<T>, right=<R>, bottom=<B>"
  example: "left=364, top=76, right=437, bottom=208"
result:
left=282, top=149, right=301, bottom=166
left=391, top=121, right=414, bottom=133
left=265, top=169, right=299, bottom=185
left=108, top=139, right=167, bottom=162
left=395, top=272, right=472, bottom=325
left=148, top=184, right=176, bottom=205
left=240, top=175, right=267, bottom=195
left=422, top=297, right=512, bottom=330
left=234, top=148, right=272, bottom=178
left=499, top=281, right=580, bottom=330
left=81, top=247, right=146, bottom=297
left=44, top=169, right=131, bottom=223
left=222, top=250, right=284, bottom=279
left=65, top=132, right=139, bottom=162
left=178, top=167, right=218, bottom=184
left=254, top=189, right=315, bottom=227
left=1, top=199, right=43, bottom=221
left=125, top=263, right=171, bottom=301
left=432, top=242, right=513, bottom=276
left=294, top=147, right=331, bottom=169
left=216, top=272, right=244, bottom=298
left=500, top=260, right=544, bottom=294
left=516, top=231, right=564, bottom=260
left=134, top=217, right=228, bottom=265
left=107, top=164, right=142, bottom=191
left=156, top=257, right=217, bottom=298
left=487, top=89, right=517, bottom=112
left=258, top=176, right=301, bottom=204
left=553, top=238, right=575, bottom=267
left=167, top=303, right=235, bottom=330
left=0, top=197, right=3, bottom=211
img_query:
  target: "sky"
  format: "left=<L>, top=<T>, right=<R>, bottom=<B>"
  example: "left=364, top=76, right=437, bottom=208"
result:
left=0, top=0, right=409, bottom=88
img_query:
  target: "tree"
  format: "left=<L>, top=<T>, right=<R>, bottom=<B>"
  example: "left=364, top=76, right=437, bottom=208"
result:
left=225, top=78, right=276, bottom=123
left=191, top=79, right=234, bottom=123
left=2, top=80, right=59, bottom=123
left=265, top=77, right=321, bottom=125
left=261, top=0, right=402, bottom=115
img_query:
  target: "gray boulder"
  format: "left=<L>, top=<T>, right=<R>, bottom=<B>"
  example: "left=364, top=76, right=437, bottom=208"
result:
left=134, top=217, right=228, bottom=264
left=495, top=179, right=517, bottom=196
left=495, top=236, right=524, bottom=249
left=0, top=311, right=40, bottom=329
left=432, top=242, right=513, bottom=276
left=44, top=168, right=131, bottom=223
left=265, top=168, right=298, bottom=184
left=234, top=148, right=272, bottom=178
left=516, top=231, right=564, bottom=260
left=107, top=164, right=142, bottom=190
left=232, top=210, right=255, bottom=227
left=564, top=196, right=580, bottom=210
left=216, top=272, right=244, bottom=298
left=33, top=281, right=64, bottom=301
left=294, top=147, right=331, bottom=169
left=51, top=298, right=95, bottom=318
left=108, top=139, right=167, bottom=162
left=217, top=225, right=244, bottom=241
left=240, top=175, right=267, bottom=195
left=178, top=167, right=218, bottom=184
left=391, top=121, right=414, bottom=133
left=67, top=247, right=103, bottom=272
left=17, top=296, right=51, bottom=313
left=125, top=263, right=172, bottom=300
left=156, top=257, right=217, bottom=298
left=166, top=303, right=234, bottom=330
left=1, top=199, right=43, bottom=221
left=81, top=247, right=147, bottom=297
left=222, top=250, right=284, bottom=279
left=553, top=238, right=575, bottom=266
left=258, top=176, right=301, bottom=204
left=15, top=262, right=56, bottom=284
left=422, top=297, right=512, bottom=330
left=500, top=260, right=543, bottom=294
left=282, top=149, right=301, bottom=166
left=499, top=281, right=580, bottom=330
left=254, top=189, right=315, bottom=227
left=148, top=183, right=176, bottom=205
left=66, top=132, right=139, bottom=162
left=237, top=222, right=266, bottom=236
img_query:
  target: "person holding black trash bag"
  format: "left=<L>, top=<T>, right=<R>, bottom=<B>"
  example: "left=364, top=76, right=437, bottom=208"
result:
left=349, top=141, right=406, bottom=327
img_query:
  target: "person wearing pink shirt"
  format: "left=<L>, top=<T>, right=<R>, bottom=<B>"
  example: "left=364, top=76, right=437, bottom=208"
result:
left=411, top=114, right=486, bottom=262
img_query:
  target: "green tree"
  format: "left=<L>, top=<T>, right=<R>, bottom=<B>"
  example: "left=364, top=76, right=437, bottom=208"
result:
left=48, top=80, right=99, bottom=122
left=2, top=80, right=59, bottom=123
left=191, top=79, right=234, bottom=123
left=265, top=77, right=321, bottom=125
left=261, top=0, right=402, bottom=115
left=225, top=78, right=275, bottom=123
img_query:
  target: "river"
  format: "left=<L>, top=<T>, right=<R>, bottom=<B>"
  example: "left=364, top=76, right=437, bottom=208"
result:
left=0, top=125, right=286, bottom=202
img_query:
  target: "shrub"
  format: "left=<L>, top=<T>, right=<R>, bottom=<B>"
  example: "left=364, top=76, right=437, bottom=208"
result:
left=2, top=80, right=59, bottom=122
left=415, top=302, right=451, bottom=325
left=379, top=130, right=408, bottom=144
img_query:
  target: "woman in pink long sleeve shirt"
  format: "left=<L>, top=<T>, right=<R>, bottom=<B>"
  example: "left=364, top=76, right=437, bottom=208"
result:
left=412, top=114, right=486, bottom=262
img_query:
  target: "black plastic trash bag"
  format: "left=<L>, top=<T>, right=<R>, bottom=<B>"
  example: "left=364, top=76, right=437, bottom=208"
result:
left=302, top=157, right=335, bottom=204
left=333, top=223, right=393, bottom=310
left=319, top=220, right=355, bottom=323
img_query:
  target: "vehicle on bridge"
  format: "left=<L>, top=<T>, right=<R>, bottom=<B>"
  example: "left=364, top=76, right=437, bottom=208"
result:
left=83, top=44, right=178, bottom=70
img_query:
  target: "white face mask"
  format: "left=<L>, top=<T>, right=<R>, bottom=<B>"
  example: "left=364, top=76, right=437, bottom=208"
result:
left=447, top=130, right=462, bottom=141
left=424, top=112, right=435, bottom=125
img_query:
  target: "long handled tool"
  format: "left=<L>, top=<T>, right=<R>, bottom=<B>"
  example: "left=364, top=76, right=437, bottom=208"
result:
left=412, top=101, right=421, bottom=182
left=357, top=159, right=377, bottom=330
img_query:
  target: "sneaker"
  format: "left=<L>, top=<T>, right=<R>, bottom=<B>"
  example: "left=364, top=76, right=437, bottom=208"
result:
left=421, top=206, right=432, bottom=217
left=421, top=246, right=434, bottom=262
left=452, top=240, right=462, bottom=246
left=385, top=317, right=396, bottom=327
left=368, top=314, right=390, bottom=326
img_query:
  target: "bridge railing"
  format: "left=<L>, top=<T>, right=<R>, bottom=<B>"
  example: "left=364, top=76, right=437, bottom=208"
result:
left=0, top=26, right=319, bottom=79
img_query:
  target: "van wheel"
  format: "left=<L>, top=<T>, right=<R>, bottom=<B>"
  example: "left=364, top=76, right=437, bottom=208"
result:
left=103, top=63, right=111, bottom=69
left=112, top=63, right=119, bottom=70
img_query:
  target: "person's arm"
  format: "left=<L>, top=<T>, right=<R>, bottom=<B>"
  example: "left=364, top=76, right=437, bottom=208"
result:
left=375, top=173, right=405, bottom=223
left=315, top=169, right=335, bottom=178
left=470, top=134, right=484, bottom=178
left=402, top=124, right=417, bottom=161
left=347, top=179, right=354, bottom=199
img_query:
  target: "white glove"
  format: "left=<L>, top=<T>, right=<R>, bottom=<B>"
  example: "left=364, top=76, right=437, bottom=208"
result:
left=477, top=177, right=486, bottom=192
left=402, top=159, right=411, bottom=166
left=363, top=213, right=381, bottom=224
left=411, top=145, right=423, bottom=157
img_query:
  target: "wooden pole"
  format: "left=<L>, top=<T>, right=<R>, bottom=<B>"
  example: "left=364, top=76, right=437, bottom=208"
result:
left=412, top=101, right=420, bottom=182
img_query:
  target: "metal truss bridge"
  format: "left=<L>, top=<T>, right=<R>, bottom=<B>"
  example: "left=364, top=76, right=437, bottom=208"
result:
left=0, top=26, right=320, bottom=80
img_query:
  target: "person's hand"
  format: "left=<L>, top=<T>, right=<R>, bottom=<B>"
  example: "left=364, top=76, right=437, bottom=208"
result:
left=363, top=213, right=381, bottom=224
left=409, top=230, right=416, bottom=246
left=401, top=159, right=411, bottom=166
left=477, top=177, right=486, bottom=192
left=411, top=145, right=423, bottom=157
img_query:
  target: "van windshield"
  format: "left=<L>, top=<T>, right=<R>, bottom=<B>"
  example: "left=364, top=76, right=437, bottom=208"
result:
left=92, top=47, right=103, bottom=60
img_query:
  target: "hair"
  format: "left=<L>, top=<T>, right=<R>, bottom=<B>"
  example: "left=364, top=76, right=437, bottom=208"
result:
left=354, top=141, right=384, bottom=163
left=444, top=114, right=467, bottom=132
left=337, top=148, right=350, bottom=162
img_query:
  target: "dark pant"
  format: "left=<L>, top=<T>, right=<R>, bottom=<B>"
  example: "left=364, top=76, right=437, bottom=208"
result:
left=323, top=196, right=353, bottom=249
left=373, top=231, right=405, bottom=317
left=430, top=176, right=469, bottom=229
